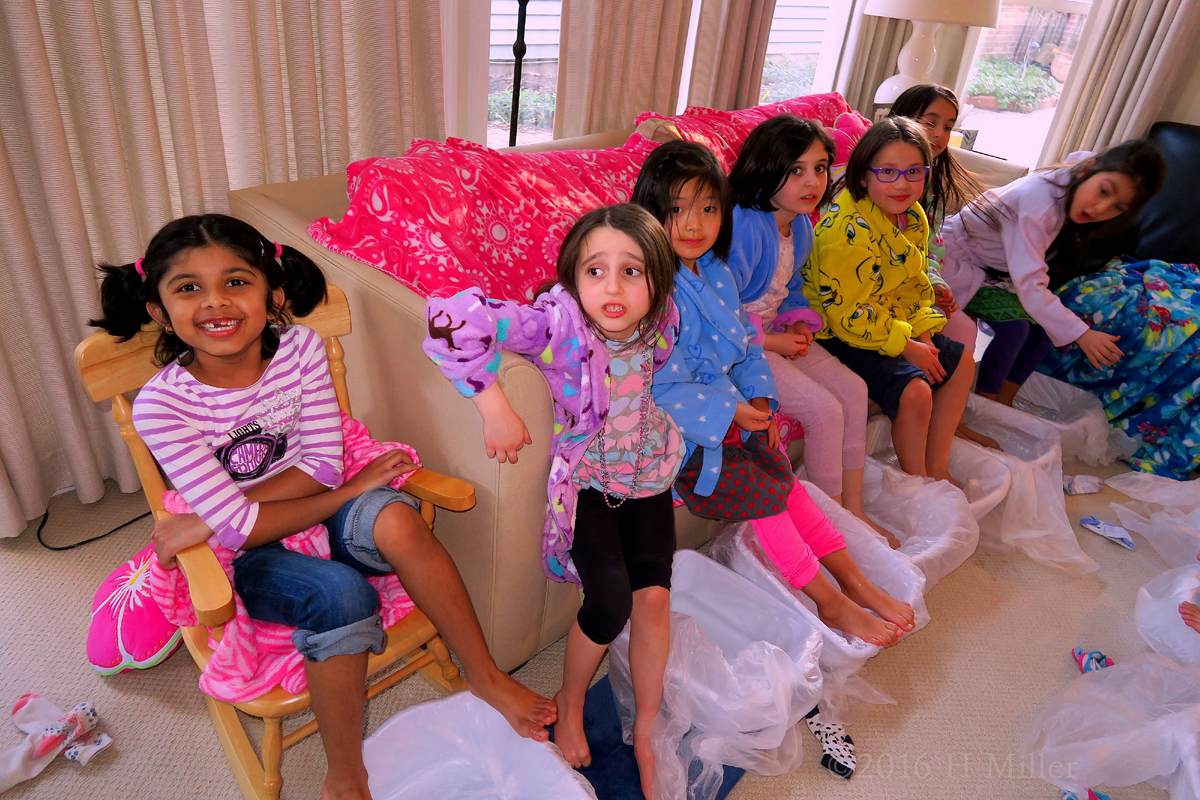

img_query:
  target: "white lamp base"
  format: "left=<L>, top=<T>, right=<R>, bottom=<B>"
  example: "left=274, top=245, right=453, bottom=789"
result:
left=873, top=21, right=944, bottom=105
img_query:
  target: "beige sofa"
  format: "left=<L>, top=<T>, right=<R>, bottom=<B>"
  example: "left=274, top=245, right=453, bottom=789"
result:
left=228, top=125, right=1027, bottom=673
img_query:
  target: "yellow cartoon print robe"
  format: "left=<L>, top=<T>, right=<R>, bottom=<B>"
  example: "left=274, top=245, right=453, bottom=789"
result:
left=802, top=188, right=947, bottom=357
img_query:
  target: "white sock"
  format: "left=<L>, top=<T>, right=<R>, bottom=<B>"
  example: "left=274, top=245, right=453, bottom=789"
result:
left=0, top=695, right=110, bottom=792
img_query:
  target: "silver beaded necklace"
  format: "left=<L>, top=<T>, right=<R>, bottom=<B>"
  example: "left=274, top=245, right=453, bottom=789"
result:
left=595, top=340, right=654, bottom=508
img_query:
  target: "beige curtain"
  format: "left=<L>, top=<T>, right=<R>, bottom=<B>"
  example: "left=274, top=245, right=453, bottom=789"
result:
left=687, top=0, right=778, bottom=110
left=831, top=2, right=971, bottom=117
left=554, top=0, right=694, bottom=138
left=1041, top=0, right=1200, bottom=164
left=0, top=0, right=443, bottom=539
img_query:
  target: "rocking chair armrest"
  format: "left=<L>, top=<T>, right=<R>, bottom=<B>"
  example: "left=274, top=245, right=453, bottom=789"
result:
left=401, top=468, right=476, bottom=512
left=176, top=542, right=236, bottom=628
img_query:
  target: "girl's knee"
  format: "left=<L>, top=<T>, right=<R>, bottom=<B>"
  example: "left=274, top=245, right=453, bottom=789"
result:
left=373, top=500, right=430, bottom=552
left=900, top=379, right=933, bottom=413
left=579, top=588, right=633, bottom=646
left=633, top=585, right=670, bottom=615
left=303, top=566, right=380, bottom=629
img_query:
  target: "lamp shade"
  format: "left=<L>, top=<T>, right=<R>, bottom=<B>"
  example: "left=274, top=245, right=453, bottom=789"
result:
left=863, top=0, right=1000, bottom=27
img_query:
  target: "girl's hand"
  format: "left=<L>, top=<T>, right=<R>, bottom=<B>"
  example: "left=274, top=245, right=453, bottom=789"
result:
left=345, top=450, right=418, bottom=496
left=785, top=320, right=814, bottom=346
left=1076, top=329, right=1123, bottom=369
left=764, top=333, right=810, bottom=360
left=734, top=402, right=773, bottom=435
left=151, top=513, right=213, bottom=569
left=902, top=339, right=946, bottom=384
left=470, top=383, right=532, bottom=463
left=933, top=283, right=957, bottom=313
left=745, top=397, right=780, bottom=449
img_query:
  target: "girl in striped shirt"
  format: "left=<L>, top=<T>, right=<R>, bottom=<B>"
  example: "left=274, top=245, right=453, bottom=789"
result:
left=91, top=214, right=555, bottom=800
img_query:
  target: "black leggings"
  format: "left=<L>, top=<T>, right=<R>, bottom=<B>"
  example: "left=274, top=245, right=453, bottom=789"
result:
left=571, top=488, right=676, bottom=646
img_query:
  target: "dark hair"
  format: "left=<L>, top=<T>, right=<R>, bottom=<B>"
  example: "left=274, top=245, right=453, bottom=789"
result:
left=545, top=204, right=676, bottom=348
left=630, top=140, right=733, bottom=261
left=966, top=138, right=1165, bottom=288
left=90, top=214, right=328, bottom=366
left=838, top=117, right=932, bottom=204
left=729, top=114, right=837, bottom=211
left=888, top=84, right=985, bottom=222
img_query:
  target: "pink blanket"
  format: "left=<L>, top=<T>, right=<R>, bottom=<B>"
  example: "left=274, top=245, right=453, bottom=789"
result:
left=149, top=413, right=419, bottom=703
left=308, top=93, right=869, bottom=304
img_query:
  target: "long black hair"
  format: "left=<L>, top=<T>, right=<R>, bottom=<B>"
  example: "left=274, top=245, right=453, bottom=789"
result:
left=90, top=214, right=327, bottom=366
left=729, top=114, right=837, bottom=211
left=888, top=84, right=985, bottom=223
left=630, top=140, right=733, bottom=261
left=965, top=139, right=1165, bottom=289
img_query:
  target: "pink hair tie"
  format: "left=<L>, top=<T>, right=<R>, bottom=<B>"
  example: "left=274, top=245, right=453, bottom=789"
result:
left=273, top=241, right=283, bottom=259
left=134, top=257, right=145, bottom=277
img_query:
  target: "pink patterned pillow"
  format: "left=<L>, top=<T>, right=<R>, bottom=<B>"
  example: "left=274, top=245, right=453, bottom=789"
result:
left=310, top=136, right=657, bottom=303
left=88, top=544, right=182, bottom=675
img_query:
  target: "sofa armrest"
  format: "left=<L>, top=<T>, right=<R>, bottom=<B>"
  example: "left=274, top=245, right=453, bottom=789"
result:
left=952, top=146, right=1030, bottom=189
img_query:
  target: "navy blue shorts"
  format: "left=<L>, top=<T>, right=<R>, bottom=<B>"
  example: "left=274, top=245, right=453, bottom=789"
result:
left=820, top=333, right=965, bottom=420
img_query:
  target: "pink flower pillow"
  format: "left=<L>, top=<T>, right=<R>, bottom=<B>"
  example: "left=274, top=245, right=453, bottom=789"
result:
left=88, top=544, right=182, bottom=675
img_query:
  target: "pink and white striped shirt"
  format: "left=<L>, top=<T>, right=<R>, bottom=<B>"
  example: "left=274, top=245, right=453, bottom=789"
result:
left=132, top=325, right=344, bottom=550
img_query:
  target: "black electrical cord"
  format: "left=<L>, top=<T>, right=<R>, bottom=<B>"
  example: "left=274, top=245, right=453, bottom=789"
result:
left=35, top=507, right=153, bottom=551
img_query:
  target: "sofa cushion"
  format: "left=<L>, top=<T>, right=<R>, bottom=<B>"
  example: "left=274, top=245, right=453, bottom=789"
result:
left=1135, top=122, right=1200, bottom=266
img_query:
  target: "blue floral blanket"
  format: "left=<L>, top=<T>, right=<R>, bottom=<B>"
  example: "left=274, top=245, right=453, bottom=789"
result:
left=1040, top=258, right=1200, bottom=480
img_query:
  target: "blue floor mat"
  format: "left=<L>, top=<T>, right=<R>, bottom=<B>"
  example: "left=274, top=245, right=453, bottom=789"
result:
left=551, top=675, right=744, bottom=800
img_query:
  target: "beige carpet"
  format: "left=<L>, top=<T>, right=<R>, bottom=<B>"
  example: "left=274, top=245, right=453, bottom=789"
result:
left=0, top=462, right=1174, bottom=800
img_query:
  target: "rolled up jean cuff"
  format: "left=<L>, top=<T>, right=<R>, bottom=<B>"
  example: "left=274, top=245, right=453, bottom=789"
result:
left=292, top=613, right=386, bottom=662
left=337, top=486, right=420, bottom=574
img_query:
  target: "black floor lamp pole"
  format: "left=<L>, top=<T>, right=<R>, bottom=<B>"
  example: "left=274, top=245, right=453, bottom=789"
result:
left=508, top=0, right=530, bottom=147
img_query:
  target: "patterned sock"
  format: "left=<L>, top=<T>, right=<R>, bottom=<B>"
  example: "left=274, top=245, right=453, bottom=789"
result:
left=805, top=705, right=856, bottom=779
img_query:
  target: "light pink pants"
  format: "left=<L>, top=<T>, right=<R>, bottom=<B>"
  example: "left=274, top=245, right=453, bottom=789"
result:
left=766, top=344, right=868, bottom=498
left=940, top=309, right=979, bottom=359
left=751, top=482, right=845, bottom=588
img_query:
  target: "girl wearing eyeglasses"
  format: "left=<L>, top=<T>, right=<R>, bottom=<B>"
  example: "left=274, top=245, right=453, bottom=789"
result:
left=803, top=118, right=976, bottom=487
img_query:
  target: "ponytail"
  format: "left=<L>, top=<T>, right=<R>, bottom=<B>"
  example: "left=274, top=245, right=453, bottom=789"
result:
left=89, top=214, right=327, bottom=366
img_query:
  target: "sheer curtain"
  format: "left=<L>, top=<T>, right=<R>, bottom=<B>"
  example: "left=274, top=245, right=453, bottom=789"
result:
left=0, top=0, right=443, bottom=538
left=1042, top=0, right=1200, bottom=163
left=686, top=0, right=778, bottom=110
left=554, top=0, right=694, bottom=138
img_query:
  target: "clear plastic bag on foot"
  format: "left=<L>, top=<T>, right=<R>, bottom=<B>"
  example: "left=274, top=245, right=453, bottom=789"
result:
left=1014, top=372, right=1123, bottom=466
left=364, top=690, right=598, bottom=800
left=608, top=551, right=823, bottom=800
left=1137, top=565, right=1200, bottom=668
left=1024, top=653, right=1200, bottom=800
left=710, top=479, right=929, bottom=724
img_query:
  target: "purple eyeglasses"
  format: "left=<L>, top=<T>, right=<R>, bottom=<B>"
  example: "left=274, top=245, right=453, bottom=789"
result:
left=866, top=166, right=931, bottom=183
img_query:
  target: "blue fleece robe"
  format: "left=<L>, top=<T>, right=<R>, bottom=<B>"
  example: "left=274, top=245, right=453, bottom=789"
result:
left=725, top=206, right=825, bottom=336
left=652, top=252, right=779, bottom=497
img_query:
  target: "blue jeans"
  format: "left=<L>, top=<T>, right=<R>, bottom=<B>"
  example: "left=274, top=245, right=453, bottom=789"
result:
left=232, top=487, right=420, bottom=662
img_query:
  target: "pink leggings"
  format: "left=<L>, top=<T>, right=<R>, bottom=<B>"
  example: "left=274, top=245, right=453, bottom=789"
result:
left=751, top=483, right=845, bottom=588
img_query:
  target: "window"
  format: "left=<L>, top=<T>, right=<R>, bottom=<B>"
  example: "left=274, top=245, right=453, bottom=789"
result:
left=957, top=0, right=1091, bottom=166
left=488, top=1, right=561, bottom=148
left=760, top=0, right=853, bottom=103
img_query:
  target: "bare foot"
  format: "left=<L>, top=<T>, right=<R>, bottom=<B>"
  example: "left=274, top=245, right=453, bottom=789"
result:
left=955, top=421, right=1001, bottom=451
left=931, top=469, right=963, bottom=490
left=321, top=776, right=371, bottom=800
left=633, top=722, right=655, bottom=799
left=816, top=592, right=901, bottom=647
left=470, top=670, right=558, bottom=741
left=1181, top=602, right=1200, bottom=634
left=841, top=578, right=916, bottom=632
left=853, top=508, right=902, bottom=549
left=552, top=688, right=591, bottom=768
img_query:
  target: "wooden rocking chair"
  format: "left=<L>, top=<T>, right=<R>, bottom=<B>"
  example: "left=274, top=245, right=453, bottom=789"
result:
left=74, top=284, right=473, bottom=800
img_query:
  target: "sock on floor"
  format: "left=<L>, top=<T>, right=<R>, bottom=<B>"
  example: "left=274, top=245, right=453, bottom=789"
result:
left=804, top=705, right=856, bottom=779
left=0, top=694, right=112, bottom=792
